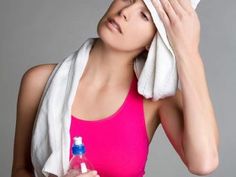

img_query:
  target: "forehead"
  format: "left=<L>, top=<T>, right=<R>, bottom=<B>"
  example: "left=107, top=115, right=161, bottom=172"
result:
left=134, top=0, right=148, bottom=7
left=136, top=0, right=151, bottom=13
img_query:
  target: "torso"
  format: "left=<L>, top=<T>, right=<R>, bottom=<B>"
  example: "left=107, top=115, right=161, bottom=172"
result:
left=40, top=63, right=161, bottom=144
left=71, top=73, right=162, bottom=144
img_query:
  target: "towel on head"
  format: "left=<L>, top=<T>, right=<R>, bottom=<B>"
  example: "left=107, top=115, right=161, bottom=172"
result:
left=133, top=0, right=201, bottom=101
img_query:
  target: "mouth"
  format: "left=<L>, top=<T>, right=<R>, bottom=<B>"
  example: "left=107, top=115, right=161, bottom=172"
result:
left=107, top=17, right=123, bottom=34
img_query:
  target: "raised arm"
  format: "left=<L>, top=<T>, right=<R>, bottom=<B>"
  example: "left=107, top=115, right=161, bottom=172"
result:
left=152, top=0, right=219, bottom=175
left=159, top=54, right=219, bottom=175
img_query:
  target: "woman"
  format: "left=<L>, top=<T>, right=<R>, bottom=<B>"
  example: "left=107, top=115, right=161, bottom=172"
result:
left=11, top=0, right=219, bottom=177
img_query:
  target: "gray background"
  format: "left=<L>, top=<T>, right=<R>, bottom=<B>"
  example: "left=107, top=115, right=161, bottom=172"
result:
left=0, top=0, right=235, bottom=176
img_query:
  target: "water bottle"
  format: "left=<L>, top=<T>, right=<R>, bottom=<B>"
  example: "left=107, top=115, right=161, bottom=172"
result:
left=67, top=136, right=95, bottom=176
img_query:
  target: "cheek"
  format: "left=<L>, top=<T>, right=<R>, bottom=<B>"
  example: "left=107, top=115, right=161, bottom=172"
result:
left=125, top=23, right=155, bottom=47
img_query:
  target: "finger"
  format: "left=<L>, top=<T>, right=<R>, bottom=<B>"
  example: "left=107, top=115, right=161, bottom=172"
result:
left=177, top=0, right=193, bottom=12
left=168, top=0, right=185, bottom=17
left=159, top=0, right=178, bottom=22
left=151, top=0, right=170, bottom=26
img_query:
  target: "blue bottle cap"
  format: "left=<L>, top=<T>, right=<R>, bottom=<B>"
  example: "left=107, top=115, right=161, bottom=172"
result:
left=72, top=144, right=85, bottom=155
left=72, top=136, right=85, bottom=155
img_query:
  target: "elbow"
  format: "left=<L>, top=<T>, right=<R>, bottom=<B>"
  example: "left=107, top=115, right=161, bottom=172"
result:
left=187, top=155, right=219, bottom=176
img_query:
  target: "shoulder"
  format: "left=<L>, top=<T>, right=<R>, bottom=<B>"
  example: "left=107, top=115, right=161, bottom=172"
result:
left=22, top=63, right=57, bottom=82
left=21, top=63, right=57, bottom=90
left=19, top=63, right=58, bottom=107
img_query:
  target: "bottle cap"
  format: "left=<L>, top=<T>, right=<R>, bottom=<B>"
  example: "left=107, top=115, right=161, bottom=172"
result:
left=74, top=136, right=83, bottom=145
left=72, top=136, right=85, bottom=155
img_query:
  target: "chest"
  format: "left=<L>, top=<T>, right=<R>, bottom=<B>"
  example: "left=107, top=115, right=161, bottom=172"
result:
left=71, top=82, right=161, bottom=144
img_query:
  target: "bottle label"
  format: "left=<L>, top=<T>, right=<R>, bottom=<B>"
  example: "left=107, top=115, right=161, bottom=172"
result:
left=81, top=162, right=88, bottom=173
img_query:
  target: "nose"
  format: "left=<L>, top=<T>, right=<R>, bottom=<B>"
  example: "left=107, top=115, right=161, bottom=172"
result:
left=119, top=8, right=128, bottom=21
left=119, top=4, right=136, bottom=21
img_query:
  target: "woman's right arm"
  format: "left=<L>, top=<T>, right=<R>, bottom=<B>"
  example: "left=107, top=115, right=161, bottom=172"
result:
left=11, top=64, right=57, bottom=177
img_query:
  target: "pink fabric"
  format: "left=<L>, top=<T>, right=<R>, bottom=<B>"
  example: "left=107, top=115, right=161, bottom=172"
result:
left=69, top=76, right=150, bottom=177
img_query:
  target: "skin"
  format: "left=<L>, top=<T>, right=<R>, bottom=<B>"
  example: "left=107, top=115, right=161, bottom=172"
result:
left=152, top=0, right=219, bottom=174
left=11, top=0, right=219, bottom=177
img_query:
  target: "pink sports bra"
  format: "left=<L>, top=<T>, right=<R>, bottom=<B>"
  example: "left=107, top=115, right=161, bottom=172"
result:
left=69, top=76, right=150, bottom=177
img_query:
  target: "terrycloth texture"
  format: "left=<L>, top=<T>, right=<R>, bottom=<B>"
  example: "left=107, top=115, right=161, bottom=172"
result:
left=134, top=0, right=201, bottom=100
left=31, top=39, right=96, bottom=177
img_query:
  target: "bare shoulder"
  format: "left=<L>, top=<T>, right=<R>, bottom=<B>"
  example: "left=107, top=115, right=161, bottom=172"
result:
left=22, top=63, right=57, bottom=86
left=18, top=63, right=58, bottom=118
left=21, top=63, right=57, bottom=95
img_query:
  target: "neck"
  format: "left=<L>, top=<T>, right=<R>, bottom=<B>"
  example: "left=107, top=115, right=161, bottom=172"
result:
left=81, top=38, right=140, bottom=87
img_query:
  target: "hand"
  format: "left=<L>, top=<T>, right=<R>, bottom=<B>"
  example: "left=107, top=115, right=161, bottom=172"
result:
left=152, top=0, right=201, bottom=58
left=63, top=170, right=100, bottom=177
left=77, top=171, right=100, bottom=177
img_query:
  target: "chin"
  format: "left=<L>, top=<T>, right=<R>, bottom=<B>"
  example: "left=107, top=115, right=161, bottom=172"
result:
left=97, top=29, right=122, bottom=52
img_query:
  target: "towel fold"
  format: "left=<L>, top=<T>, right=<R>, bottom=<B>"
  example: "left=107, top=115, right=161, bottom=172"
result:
left=31, top=1, right=201, bottom=176
left=31, top=39, right=96, bottom=177
left=134, top=0, right=200, bottom=101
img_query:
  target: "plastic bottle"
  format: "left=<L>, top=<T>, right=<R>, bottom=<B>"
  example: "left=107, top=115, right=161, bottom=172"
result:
left=67, top=136, right=95, bottom=176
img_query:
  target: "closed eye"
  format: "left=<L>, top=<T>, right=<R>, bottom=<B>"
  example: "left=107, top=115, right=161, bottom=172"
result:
left=141, top=12, right=149, bottom=21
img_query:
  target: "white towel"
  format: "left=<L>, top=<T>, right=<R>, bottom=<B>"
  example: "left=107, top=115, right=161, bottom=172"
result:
left=134, top=0, right=201, bottom=101
left=31, top=39, right=96, bottom=177
left=31, top=1, right=201, bottom=176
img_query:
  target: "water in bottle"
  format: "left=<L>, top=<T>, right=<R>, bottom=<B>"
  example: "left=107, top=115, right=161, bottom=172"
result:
left=67, top=136, right=95, bottom=176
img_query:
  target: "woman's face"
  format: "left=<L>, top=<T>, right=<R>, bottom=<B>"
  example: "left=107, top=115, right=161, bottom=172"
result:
left=97, top=0, right=157, bottom=54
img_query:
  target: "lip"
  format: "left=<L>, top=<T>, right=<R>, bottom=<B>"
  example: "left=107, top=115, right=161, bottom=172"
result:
left=107, top=17, right=123, bottom=34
